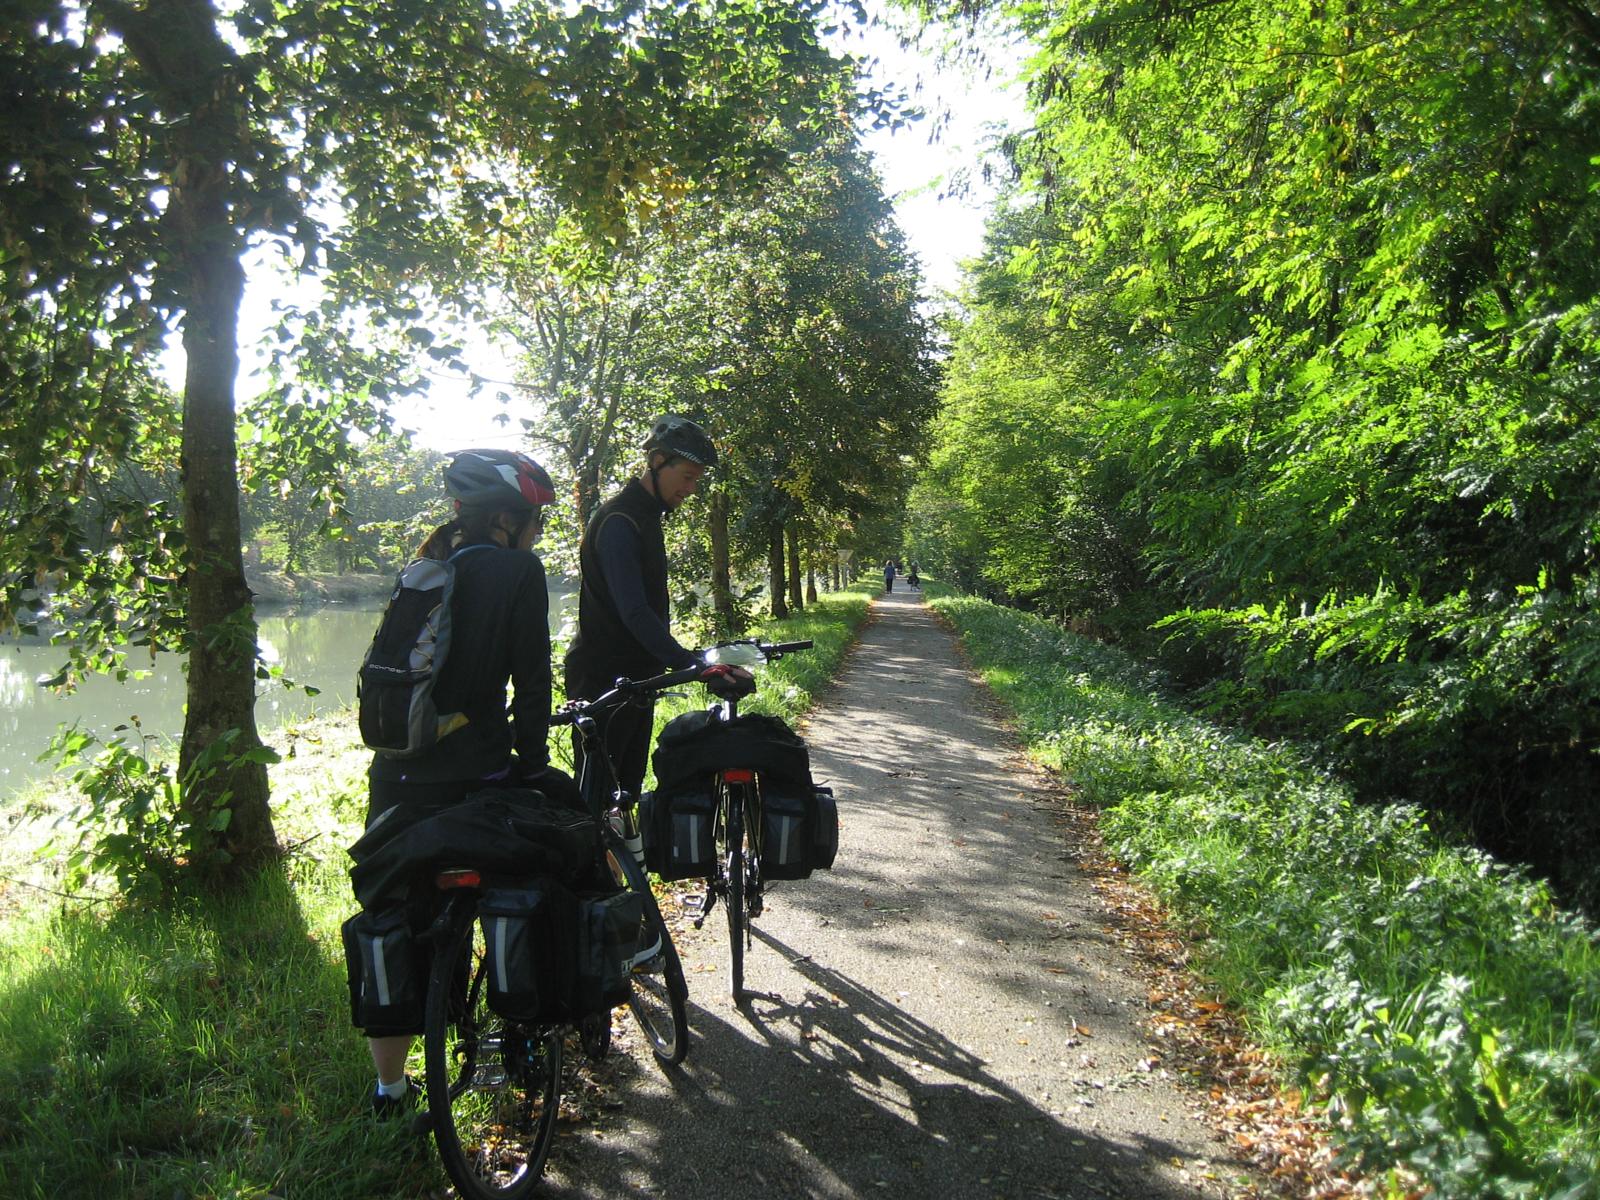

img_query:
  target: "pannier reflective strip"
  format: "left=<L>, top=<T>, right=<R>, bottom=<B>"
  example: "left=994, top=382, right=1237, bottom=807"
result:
left=778, top=816, right=792, bottom=864
left=371, top=942, right=392, bottom=1006
left=491, top=917, right=511, bottom=996
left=677, top=815, right=703, bottom=865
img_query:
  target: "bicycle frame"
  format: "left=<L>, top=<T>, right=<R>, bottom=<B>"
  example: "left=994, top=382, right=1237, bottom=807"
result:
left=551, top=670, right=701, bottom=1060
left=686, top=638, right=812, bottom=1000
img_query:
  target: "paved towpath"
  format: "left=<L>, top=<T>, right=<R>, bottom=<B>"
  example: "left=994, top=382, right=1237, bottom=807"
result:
left=543, top=589, right=1256, bottom=1199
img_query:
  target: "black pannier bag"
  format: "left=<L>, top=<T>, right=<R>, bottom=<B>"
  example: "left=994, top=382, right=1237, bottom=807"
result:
left=811, top=785, right=839, bottom=870
left=479, top=880, right=579, bottom=1022
left=637, top=787, right=717, bottom=880
left=342, top=905, right=426, bottom=1036
left=759, top=784, right=840, bottom=880
left=648, top=709, right=839, bottom=879
left=574, top=889, right=644, bottom=1014
left=759, top=787, right=811, bottom=880
left=349, top=789, right=600, bottom=909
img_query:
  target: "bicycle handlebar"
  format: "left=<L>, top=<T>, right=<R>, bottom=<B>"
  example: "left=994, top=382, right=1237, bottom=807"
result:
left=765, top=639, right=813, bottom=655
left=551, top=639, right=814, bottom=726
left=550, top=662, right=707, bottom=727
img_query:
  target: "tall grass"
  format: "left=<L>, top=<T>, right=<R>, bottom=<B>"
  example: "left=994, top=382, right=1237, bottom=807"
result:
left=931, top=591, right=1600, bottom=1200
left=0, top=584, right=875, bottom=1199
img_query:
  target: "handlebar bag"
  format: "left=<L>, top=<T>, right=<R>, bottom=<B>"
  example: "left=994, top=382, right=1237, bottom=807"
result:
left=637, top=787, right=717, bottom=880
left=479, top=880, right=579, bottom=1022
left=574, top=888, right=645, bottom=1014
left=342, top=905, right=426, bottom=1036
left=652, top=711, right=813, bottom=793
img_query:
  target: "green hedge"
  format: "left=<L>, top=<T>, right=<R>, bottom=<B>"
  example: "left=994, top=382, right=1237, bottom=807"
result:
left=933, top=592, right=1600, bottom=1200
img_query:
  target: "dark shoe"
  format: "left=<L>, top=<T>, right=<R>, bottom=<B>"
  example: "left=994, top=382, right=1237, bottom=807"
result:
left=371, top=1076, right=417, bottom=1121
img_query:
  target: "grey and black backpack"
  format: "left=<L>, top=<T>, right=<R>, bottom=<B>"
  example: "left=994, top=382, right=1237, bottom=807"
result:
left=357, top=544, right=489, bottom=757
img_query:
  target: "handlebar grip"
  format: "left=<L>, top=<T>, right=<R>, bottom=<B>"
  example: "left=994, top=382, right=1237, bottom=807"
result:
left=770, top=639, right=813, bottom=653
left=555, top=662, right=706, bottom=723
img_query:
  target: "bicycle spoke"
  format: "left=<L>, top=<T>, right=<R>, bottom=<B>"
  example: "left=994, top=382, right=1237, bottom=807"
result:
left=424, top=906, right=560, bottom=1200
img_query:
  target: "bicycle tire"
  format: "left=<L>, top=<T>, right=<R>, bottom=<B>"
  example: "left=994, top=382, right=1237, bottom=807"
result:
left=423, top=900, right=562, bottom=1200
left=607, top=833, right=690, bottom=1065
left=722, top=782, right=748, bottom=1000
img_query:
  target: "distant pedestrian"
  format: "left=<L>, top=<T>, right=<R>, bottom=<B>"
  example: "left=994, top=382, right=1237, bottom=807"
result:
left=883, top=559, right=896, bottom=593
left=908, top=561, right=920, bottom=590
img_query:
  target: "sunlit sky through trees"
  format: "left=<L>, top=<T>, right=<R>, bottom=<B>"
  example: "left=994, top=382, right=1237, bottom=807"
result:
left=159, top=12, right=1029, bottom=454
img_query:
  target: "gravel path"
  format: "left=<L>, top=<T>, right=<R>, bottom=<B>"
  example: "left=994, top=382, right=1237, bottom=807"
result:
left=543, top=589, right=1257, bottom=1199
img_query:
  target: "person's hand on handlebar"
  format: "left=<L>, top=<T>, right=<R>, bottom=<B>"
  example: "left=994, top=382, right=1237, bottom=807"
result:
left=698, top=662, right=756, bottom=700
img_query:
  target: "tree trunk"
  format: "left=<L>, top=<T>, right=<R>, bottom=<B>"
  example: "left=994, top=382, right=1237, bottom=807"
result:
left=710, top=490, right=734, bottom=633
left=786, top=524, right=803, bottom=613
left=768, top=528, right=788, bottom=620
left=805, top=546, right=818, bottom=604
left=119, top=0, right=277, bottom=885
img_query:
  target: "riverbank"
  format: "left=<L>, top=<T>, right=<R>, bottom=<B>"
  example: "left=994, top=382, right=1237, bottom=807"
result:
left=246, top=569, right=392, bottom=607
left=246, top=568, right=580, bottom=607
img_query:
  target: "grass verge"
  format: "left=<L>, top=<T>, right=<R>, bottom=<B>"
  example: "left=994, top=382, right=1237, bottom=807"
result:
left=930, top=588, right=1600, bottom=1200
left=0, top=584, right=875, bottom=1200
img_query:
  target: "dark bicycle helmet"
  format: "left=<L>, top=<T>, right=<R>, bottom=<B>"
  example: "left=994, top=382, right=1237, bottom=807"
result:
left=444, top=449, right=556, bottom=512
left=641, top=414, right=719, bottom=469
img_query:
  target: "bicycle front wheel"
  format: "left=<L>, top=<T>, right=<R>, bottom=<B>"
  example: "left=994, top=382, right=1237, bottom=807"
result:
left=607, top=835, right=690, bottom=1065
left=423, top=901, right=562, bottom=1200
left=722, top=785, right=748, bottom=1000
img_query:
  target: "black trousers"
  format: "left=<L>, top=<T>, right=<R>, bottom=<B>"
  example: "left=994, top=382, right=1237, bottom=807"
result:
left=565, top=663, right=656, bottom=799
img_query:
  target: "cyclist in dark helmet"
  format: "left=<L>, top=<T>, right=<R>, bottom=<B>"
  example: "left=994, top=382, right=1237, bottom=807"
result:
left=359, top=447, right=577, bottom=1118
left=565, top=415, right=749, bottom=823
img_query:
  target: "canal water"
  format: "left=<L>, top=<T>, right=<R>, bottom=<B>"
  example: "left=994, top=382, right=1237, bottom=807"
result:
left=0, top=588, right=574, bottom=797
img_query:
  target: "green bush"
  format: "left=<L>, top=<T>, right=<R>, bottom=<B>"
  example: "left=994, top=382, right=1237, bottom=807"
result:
left=934, top=592, right=1600, bottom=1199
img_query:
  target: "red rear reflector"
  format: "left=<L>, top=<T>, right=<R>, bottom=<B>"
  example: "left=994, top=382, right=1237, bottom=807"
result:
left=437, top=869, right=482, bottom=890
left=723, top=768, right=755, bottom=784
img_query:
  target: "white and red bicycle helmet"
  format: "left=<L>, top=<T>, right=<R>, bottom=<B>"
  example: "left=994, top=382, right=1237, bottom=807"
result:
left=444, top=449, right=557, bottom=512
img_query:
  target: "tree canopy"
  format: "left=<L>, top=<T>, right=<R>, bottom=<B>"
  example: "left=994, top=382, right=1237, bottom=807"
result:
left=1, top=0, right=914, bottom=893
left=911, top=0, right=1600, bottom=904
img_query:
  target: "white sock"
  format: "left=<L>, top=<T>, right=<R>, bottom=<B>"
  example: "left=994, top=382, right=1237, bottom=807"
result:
left=376, top=1076, right=408, bottom=1099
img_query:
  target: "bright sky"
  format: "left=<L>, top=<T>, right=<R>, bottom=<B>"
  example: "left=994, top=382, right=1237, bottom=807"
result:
left=172, top=14, right=1032, bottom=455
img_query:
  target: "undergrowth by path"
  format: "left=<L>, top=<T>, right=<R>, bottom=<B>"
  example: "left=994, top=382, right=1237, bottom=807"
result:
left=930, top=589, right=1600, bottom=1200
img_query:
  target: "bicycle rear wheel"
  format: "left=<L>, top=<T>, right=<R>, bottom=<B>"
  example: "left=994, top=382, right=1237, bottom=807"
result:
left=607, top=834, right=690, bottom=1065
left=721, top=784, right=748, bottom=1000
left=423, top=900, right=562, bottom=1200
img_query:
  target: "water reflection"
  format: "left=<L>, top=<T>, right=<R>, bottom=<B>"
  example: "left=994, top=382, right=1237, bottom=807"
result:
left=0, top=587, right=573, bottom=795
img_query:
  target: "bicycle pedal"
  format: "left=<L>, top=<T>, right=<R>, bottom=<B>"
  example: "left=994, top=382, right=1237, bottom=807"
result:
left=408, top=1110, right=434, bottom=1137
left=630, top=931, right=663, bottom=966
